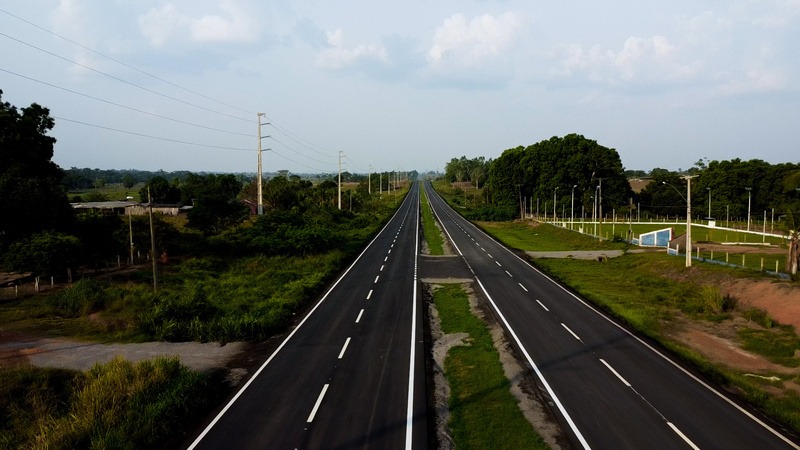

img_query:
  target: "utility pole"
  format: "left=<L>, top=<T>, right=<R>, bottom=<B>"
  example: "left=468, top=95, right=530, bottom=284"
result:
left=338, top=151, right=343, bottom=210
left=257, top=113, right=268, bottom=215
left=128, top=209, right=134, bottom=266
left=147, top=186, right=157, bottom=292
left=379, top=172, right=382, bottom=198
left=368, top=165, right=372, bottom=195
left=597, top=179, right=603, bottom=241
left=683, top=175, right=698, bottom=267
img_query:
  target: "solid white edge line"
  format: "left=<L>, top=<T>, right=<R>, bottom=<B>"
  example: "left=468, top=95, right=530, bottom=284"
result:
left=476, top=277, right=592, bottom=450
left=536, top=299, right=549, bottom=312
left=599, top=358, right=631, bottom=387
left=307, top=384, right=330, bottom=423
left=667, top=422, right=701, bottom=450
left=338, top=337, right=351, bottom=359
left=355, top=309, right=364, bottom=323
left=438, top=188, right=800, bottom=450
left=561, top=323, right=583, bottom=343
left=187, top=186, right=414, bottom=450
left=404, top=185, right=420, bottom=450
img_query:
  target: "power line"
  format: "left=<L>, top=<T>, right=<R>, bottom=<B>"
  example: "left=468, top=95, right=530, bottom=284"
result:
left=267, top=118, right=337, bottom=157
left=0, top=67, right=252, bottom=138
left=0, top=7, right=254, bottom=116
left=0, top=31, right=251, bottom=123
left=54, top=116, right=252, bottom=152
left=269, top=136, right=336, bottom=166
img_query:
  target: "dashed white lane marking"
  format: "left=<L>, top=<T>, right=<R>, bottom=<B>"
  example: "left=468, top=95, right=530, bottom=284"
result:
left=505, top=270, right=513, bottom=277
left=536, top=299, right=549, bottom=311
left=518, top=283, right=528, bottom=292
left=384, top=256, right=388, bottom=262
left=355, top=309, right=364, bottom=323
left=600, top=358, right=631, bottom=387
left=338, top=338, right=351, bottom=359
left=495, top=261, right=502, bottom=267
left=561, top=323, right=582, bottom=343
left=307, top=384, right=329, bottom=423
left=374, top=275, right=380, bottom=284
left=367, top=289, right=373, bottom=300
left=668, top=422, right=701, bottom=450
left=380, top=265, right=385, bottom=271
left=487, top=253, right=493, bottom=258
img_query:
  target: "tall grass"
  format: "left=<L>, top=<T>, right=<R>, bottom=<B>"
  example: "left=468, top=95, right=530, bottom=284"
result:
left=0, top=357, right=212, bottom=450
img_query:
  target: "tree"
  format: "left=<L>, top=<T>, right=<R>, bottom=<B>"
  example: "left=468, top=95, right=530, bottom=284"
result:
left=140, top=176, right=181, bottom=204
left=4, top=231, right=82, bottom=277
left=0, top=90, right=74, bottom=250
left=182, top=174, right=248, bottom=234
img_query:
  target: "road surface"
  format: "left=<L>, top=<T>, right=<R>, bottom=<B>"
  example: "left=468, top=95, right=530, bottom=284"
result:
left=424, top=181, right=798, bottom=450
left=187, top=183, right=427, bottom=450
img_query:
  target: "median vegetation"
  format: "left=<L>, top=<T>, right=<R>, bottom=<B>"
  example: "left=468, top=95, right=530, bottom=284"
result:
left=432, top=284, right=547, bottom=449
left=420, top=188, right=445, bottom=255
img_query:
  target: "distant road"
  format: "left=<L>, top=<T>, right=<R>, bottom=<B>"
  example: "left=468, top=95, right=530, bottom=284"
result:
left=187, top=183, right=427, bottom=449
left=424, top=181, right=798, bottom=450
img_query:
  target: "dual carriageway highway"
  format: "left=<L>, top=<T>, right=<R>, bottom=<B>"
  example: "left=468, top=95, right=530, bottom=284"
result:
left=186, top=181, right=798, bottom=449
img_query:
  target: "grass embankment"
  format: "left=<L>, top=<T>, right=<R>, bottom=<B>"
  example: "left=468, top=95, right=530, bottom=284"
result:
left=420, top=189, right=444, bottom=255
left=479, top=221, right=800, bottom=434
left=432, top=284, right=547, bottom=449
left=0, top=357, right=214, bottom=450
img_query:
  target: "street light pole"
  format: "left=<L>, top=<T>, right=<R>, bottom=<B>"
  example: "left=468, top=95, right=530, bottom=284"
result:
left=745, top=187, right=752, bottom=231
left=571, top=184, right=577, bottom=229
left=707, top=187, right=711, bottom=220
left=553, top=186, right=559, bottom=222
left=684, top=176, right=697, bottom=267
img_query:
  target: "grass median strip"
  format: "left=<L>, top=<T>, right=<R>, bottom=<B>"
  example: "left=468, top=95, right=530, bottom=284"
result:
left=432, top=284, right=547, bottom=449
left=421, top=189, right=445, bottom=255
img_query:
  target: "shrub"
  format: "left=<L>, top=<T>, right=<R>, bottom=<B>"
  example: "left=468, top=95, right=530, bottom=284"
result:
left=47, top=279, right=108, bottom=317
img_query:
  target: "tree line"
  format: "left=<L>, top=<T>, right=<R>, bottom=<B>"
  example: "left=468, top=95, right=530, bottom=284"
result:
left=445, top=134, right=800, bottom=226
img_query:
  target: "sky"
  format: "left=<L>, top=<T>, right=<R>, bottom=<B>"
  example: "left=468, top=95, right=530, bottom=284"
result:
left=1, top=1, right=799, bottom=175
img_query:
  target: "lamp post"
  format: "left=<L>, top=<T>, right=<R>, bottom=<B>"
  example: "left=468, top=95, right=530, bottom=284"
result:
left=707, top=187, right=711, bottom=220
left=571, top=184, right=577, bottom=229
left=745, top=187, right=752, bottom=231
left=553, top=187, right=559, bottom=222
left=664, top=177, right=697, bottom=267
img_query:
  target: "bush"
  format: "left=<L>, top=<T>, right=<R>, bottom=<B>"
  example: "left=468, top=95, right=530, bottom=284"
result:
left=47, top=279, right=108, bottom=317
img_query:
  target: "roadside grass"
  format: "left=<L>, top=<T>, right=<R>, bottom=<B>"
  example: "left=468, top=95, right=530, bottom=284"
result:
left=420, top=189, right=444, bottom=255
left=0, top=357, right=215, bottom=450
left=477, top=221, right=629, bottom=252
left=432, top=284, right=547, bottom=450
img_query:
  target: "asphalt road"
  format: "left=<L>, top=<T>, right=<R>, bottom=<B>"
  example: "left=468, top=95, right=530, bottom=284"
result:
left=423, top=181, right=799, bottom=450
left=187, top=183, right=427, bottom=450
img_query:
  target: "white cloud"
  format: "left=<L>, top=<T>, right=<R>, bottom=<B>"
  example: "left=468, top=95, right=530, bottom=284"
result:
left=316, top=29, right=388, bottom=69
left=138, top=1, right=258, bottom=47
left=550, top=35, right=699, bottom=86
left=427, top=12, right=524, bottom=69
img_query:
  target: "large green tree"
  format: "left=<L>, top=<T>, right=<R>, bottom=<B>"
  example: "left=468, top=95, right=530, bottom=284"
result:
left=486, top=134, right=632, bottom=219
left=0, top=90, right=73, bottom=250
left=182, top=173, right=248, bottom=234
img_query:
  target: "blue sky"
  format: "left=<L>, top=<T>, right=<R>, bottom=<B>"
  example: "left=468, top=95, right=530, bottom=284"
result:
left=1, top=1, right=798, bottom=174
